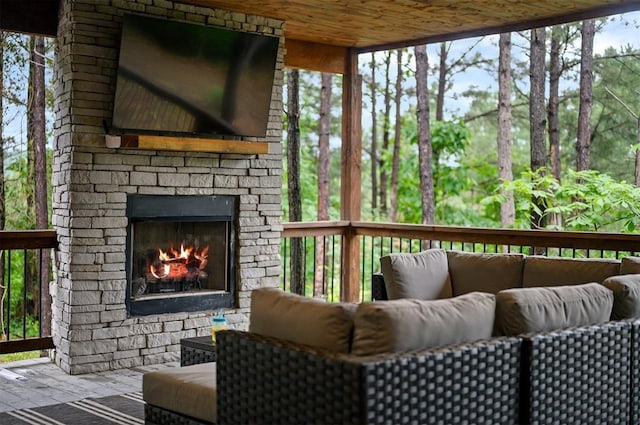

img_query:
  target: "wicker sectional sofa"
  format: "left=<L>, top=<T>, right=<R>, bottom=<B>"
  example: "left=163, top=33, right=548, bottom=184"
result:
left=144, top=250, right=640, bottom=425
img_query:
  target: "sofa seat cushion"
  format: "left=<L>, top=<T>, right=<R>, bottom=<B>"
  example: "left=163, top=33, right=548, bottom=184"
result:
left=351, top=292, right=495, bottom=356
left=249, top=288, right=357, bottom=353
left=603, top=274, right=640, bottom=319
left=522, top=256, right=620, bottom=288
left=143, top=362, right=216, bottom=423
left=446, top=251, right=525, bottom=296
left=380, top=249, right=452, bottom=300
left=495, top=283, right=613, bottom=336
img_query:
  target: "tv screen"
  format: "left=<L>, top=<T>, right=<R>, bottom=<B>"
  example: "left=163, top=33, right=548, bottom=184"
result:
left=112, top=14, right=279, bottom=138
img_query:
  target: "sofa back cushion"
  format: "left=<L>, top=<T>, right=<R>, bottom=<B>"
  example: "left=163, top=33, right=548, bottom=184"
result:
left=446, top=251, right=525, bottom=296
left=620, top=256, right=640, bottom=275
left=249, top=288, right=357, bottom=353
left=494, top=283, right=613, bottom=336
left=351, top=292, right=495, bottom=356
left=522, top=256, right=619, bottom=288
left=380, top=249, right=452, bottom=300
left=603, top=274, right=640, bottom=319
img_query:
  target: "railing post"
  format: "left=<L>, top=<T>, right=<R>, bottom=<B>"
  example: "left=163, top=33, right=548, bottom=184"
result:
left=340, top=48, right=362, bottom=302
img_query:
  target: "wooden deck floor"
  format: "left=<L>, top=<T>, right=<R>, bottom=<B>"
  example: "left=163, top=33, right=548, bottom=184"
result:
left=0, top=357, right=178, bottom=412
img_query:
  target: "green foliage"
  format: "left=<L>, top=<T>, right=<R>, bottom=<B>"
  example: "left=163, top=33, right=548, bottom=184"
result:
left=485, top=167, right=640, bottom=232
left=4, top=155, right=34, bottom=230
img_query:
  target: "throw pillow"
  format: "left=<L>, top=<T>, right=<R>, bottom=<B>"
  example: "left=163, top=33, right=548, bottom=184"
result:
left=249, top=288, right=357, bottom=353
left=603, top=274, right=640, bottom=319
left=380, top=249, right=452, bottom=300
left=446, top=250, right=525, bottom=296
left=494, top=282, right=613, bottom=336
left=351, top=292, right=495, bottom=356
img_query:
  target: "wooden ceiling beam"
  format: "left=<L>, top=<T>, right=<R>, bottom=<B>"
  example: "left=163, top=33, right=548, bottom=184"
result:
left=284, top=39, right=346, bottom=74
left=0, top=0, right=59, bottom=37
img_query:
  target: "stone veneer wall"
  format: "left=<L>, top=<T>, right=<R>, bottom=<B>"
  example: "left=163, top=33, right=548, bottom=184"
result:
left=51, top=0, right=284, bottom=374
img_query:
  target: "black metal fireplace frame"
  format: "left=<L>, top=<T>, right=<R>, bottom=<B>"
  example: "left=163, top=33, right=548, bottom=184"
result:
left=125, top=194, right=237, bottom=316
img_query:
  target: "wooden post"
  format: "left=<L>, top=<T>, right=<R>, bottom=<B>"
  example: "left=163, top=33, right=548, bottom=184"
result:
left=340, top=49, right=362, bottom=302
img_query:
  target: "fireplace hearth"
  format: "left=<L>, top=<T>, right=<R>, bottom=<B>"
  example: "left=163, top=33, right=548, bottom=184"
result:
left=126, top=194, right=237, bottom=316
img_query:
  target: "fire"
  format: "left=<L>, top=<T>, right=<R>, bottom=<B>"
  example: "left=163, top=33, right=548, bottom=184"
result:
left=149, top=243, right=209, bottom=280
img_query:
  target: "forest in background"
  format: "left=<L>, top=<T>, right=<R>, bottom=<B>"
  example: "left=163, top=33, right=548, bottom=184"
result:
left=284, top=13, right=640, bottom=234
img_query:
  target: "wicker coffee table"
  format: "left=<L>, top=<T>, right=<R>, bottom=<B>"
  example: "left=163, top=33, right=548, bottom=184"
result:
left=180, top=336, right=217, bottom=366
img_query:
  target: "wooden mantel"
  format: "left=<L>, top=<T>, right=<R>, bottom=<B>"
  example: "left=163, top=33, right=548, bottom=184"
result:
left=117, top=134, right=272, bottom=155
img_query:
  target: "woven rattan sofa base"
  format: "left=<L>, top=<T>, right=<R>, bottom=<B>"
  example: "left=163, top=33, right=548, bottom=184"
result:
left=522, top=320, right=632, bottom=425
left=216, top=330, right=522, bottom=425
left=145, top=403, right=214, bottom=425
left=630, top=320, right=640, bottom=425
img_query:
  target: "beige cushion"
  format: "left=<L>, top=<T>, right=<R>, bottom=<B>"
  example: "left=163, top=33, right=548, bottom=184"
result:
left=494, top=283, right=613, bottom=336
left=143, top=363, right=216, bottom=423
left=249, top=288, right=357, bottom=353
left=351, top=292, right=495, bottom=356
left=446, top=251, right=524, bottom=296
left=603, top=274, right=640, bottom=319
left=380, top=249, right=452, bottom=300
left=522, top=256, right=619, bottom=288
left=620, top=256, right=640, bottom=275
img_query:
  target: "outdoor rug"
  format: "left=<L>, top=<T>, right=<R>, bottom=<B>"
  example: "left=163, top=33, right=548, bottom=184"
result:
left=0, top=392, right=143, bottom=424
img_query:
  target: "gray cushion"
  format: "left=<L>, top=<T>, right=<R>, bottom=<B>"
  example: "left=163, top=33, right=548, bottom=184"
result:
left=380, top=249, right=452, bottom=300
left=446, top=251, right=524, bottom=296
left=494, top=283, right=613, bottom=336
left=522, top=256, right=619, bottom=288
left=351, top=292, right=495, bottom=356
left=143, top=362, right=216, bottom=423
left=620, top=256, right=640, bottom=275
left=249, top=288, right=357, bottom=353
left=603, top=274, right=640, bottom=319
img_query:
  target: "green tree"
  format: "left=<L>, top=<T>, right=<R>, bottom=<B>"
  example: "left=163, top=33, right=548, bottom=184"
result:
left=486, top=167, right=640, bottom=232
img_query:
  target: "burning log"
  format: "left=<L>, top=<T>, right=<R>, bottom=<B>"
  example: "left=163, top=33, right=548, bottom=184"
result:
left=146, top=243, right=209, bottom=291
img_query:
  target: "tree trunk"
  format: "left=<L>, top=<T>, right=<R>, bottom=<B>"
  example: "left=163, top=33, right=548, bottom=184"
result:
left=31, top=36, right=51, bottom=335
left=379, top=52, right=392, bottom=217
left=497, top=33, right=515, bottom=228
left=0, top=32, right=5, bottom=340
left=529, top=27, right=547, bottom=229
left=576, top=19, right=595, bottom=172
left=370, top=53, right=378, bottom=211
left=314, top=73, right=332, bottom=296
left=636, top=118, right=640, bottom=187
left=390, top=49, right=403, bottom=222
left=286, top=69, right=304, bottom=295
left=547, top=26, right=563, bottom=228
left=415, top=45, right=435, bottom=225
left=436, top=42, right=447, bottom=121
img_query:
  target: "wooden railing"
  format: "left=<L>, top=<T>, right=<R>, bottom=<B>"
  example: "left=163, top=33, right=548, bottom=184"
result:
left=0, top=230, right=57, bottom=355
left=282, top=221, right=640, bottom=302
left=4, top=224, right=640, bottom=354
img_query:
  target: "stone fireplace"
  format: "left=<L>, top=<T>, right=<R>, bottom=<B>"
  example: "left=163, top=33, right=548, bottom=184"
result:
left=51, top=0, right=284, bottom=374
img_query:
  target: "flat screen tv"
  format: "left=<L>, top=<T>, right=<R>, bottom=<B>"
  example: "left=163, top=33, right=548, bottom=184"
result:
left=112, top=14, right=279, bottom=138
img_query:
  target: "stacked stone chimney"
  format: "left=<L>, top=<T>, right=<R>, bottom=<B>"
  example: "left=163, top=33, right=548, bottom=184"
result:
left=51, top=0, right=284, bottom=374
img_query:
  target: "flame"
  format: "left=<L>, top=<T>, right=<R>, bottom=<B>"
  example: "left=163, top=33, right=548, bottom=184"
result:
left=150, top=264, right=170, bottom=279
left=148, top=243, right=209, bottom=279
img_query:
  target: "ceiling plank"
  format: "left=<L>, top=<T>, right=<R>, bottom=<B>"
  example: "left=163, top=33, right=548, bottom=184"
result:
left=0, top=0, right=59, bottom=37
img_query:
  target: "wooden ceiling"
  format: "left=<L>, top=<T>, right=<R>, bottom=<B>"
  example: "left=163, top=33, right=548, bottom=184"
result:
left=3, top=1, right=640, bottom=51
left=180, top=0, right=640, bottom=52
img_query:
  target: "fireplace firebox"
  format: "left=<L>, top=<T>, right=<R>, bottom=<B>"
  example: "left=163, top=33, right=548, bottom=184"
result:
left=126, top=195, right=236, bottom=316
